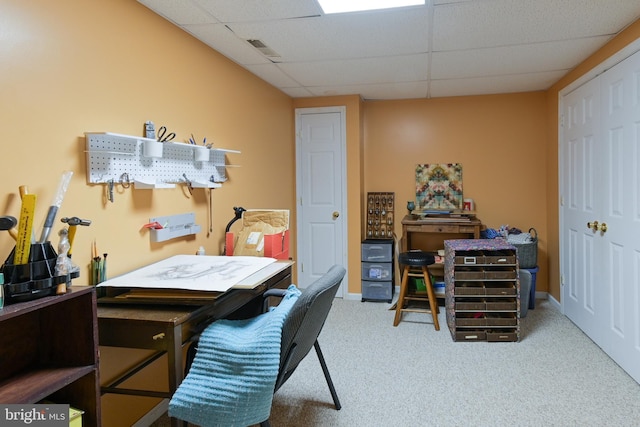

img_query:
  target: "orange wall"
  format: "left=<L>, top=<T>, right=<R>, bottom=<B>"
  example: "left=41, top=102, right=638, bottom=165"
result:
left=364, top=94, right=549, bottom=291
left=0, top=1, right=294, bottom=275
left=1, top=1, right=294, bottom=425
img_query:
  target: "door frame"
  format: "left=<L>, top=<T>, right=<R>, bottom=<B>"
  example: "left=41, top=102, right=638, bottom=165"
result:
left=294, top=106, right=348, bottom=297
left=558, top=38, right=640, bottom=314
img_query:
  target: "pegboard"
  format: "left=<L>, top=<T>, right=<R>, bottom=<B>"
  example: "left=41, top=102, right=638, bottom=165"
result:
left=85, top=132, right=240, bottom=189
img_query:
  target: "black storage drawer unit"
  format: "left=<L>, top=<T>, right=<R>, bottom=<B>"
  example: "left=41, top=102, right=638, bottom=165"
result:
left=361, top=239, right=394, bottom=302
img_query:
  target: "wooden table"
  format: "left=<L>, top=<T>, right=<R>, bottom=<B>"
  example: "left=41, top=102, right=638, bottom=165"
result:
left=97, top=261, right=293, bottom=427
left=401, top=214, right=482, bottom=253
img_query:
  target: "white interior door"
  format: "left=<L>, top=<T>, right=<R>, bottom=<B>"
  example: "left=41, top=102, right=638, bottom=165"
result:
left=295, top=107, right=347, bottom=295
left=560, top=48, right=640, bottom=384
left=561, top=76, right=604, bottom=344
left=598, top=50, right=640, bottom=381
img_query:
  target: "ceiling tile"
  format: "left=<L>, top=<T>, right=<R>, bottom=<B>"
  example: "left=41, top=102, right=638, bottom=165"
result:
left=138, top=0, right=217, bottom=25
left=244, top=63, right=302, bottom=87
left=430, top=70, right=567, bottom=98
left=279, top=54, right=428, bottom=87
left=183, top=23, right=270, bottom=65
left=192, top=0, right=323, bottom=22
left=308, top=81, right=429, bottom=100
left=431, top=35, right=612, bottom=79
left=279, top=86, right=315, bottom=98
left=226, top=8, right=430, bottom=62
left=433, top=0, right=640, bottom=51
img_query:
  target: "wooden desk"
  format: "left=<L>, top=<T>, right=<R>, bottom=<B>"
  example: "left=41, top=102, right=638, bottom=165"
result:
left=401, top=215, right=482, bottom=253
left=97, top=261, right=292, bottom=427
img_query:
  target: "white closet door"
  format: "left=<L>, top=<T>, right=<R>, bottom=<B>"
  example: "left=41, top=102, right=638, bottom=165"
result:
left=295, top=108, right=347, bottom=295
left=561, top=77, right=605, bottom=345
left=599, top=49, right=640, bottom=382
left=561, top=48, right=640, bottom=384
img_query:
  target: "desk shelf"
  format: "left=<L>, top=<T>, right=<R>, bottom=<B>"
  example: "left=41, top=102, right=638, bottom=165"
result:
left=0, top=286, right=101, bottom=425
left=401, top=214, right=482, bottom=253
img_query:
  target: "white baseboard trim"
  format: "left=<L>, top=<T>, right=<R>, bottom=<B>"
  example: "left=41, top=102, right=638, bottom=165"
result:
left=546, top=292, right=561, bottom=311
left=345, top=292, right=362, bottom=301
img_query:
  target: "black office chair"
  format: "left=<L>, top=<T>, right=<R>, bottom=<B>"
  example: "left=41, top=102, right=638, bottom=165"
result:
left=260, top=264, right=346, bottom=425
left=173, top=264, right=346, bottom=427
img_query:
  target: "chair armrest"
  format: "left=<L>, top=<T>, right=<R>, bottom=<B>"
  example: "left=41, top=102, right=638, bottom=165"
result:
left=263, top=289, right=288, bottom=299
left=262, top=288, right=288, bottom=312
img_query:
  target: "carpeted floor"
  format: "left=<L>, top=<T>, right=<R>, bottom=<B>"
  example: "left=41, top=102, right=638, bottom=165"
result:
left=152, top=297, right=640, bottom=426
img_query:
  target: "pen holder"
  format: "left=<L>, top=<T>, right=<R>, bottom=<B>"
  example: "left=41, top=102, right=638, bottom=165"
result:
left=143, top=139, right=164, bottom=158
left=1, top=242, right=78, bottom=304
left=194, top=146, right=210, bottom=162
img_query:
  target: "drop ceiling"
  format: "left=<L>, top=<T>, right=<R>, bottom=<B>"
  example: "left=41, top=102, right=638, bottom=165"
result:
left=137, top=0, right=640, bottom=100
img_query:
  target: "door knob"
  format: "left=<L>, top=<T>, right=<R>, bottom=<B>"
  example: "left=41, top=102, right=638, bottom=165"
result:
left=333, top=211, right=340, bottom=219
left=587, top=221, right=608, bottom=233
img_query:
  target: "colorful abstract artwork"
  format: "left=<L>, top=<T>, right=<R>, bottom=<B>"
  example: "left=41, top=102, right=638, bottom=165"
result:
left=415, top=163, right=463, bottom=210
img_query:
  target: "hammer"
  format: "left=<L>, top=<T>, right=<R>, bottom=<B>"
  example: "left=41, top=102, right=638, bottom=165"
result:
left=0, top=216, right=17, bottom=240
left=60, top=217, right=91, bottom=257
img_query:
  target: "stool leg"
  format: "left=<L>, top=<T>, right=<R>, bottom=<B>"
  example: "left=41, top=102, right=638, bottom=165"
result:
left=422, top=266, right=440, bottom=331
left=393, top=265, right=410, bottom=326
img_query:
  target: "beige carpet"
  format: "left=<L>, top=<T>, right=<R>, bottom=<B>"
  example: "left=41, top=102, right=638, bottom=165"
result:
left=152, top=297, right=640, bottom=426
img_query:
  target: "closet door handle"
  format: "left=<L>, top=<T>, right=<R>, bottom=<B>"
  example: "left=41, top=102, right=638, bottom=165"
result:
left=587, top=221, right=607, bottom=233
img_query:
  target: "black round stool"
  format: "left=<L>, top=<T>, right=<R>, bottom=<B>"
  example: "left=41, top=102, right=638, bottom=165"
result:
left=393, top=251, right=440, bottom=330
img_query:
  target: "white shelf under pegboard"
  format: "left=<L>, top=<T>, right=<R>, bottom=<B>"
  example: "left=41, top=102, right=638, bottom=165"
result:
left=85, top=132, right=240, bottom=189
left=148, top=212, right=201, bottom=243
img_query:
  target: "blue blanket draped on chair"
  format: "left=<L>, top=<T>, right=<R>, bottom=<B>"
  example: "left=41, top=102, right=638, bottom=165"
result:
left=169, top=285, right=301, bottom=427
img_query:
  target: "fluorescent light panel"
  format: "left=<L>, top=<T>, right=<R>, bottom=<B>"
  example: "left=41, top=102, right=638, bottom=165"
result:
left=318, top=0, right=425, bottom=14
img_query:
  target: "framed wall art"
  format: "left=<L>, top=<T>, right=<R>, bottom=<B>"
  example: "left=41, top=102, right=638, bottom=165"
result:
left=415, top=163, right=463, bottom=210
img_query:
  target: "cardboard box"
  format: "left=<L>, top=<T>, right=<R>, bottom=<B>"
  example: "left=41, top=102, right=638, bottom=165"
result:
left=226, top=230, right=290, bottom=259
left=225, top=210, right=289, bottom=260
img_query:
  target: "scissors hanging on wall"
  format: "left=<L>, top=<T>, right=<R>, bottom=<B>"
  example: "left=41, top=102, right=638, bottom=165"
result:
left=157, top=126, right=176, bottom=142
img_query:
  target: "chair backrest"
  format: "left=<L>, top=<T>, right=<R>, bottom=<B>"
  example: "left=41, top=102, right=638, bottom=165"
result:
left=275, top=264, right=346, bottom=390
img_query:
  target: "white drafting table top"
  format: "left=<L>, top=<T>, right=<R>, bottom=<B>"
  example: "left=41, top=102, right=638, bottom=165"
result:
left=97, top=255, right=280, bottom=292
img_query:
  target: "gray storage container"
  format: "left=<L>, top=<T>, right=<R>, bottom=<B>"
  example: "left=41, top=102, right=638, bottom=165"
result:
left=361, top=239, right=393, bottom=262
left=362, top=280, right=393, bottom=303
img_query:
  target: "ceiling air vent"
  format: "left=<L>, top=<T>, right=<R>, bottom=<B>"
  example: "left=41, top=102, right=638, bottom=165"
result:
left=246, top=39, right=281, bottom=58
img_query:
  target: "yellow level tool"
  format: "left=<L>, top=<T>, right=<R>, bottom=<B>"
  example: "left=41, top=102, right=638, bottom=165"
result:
left=14, top=194, right=37, bottom=265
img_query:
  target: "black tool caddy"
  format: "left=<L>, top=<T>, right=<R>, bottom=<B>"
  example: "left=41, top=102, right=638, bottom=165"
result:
left=1, top=242, right=79, bottom=304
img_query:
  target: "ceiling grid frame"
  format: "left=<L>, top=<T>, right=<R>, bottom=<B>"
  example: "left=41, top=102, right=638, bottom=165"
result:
left=138, top=0, right=640, bottom=100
